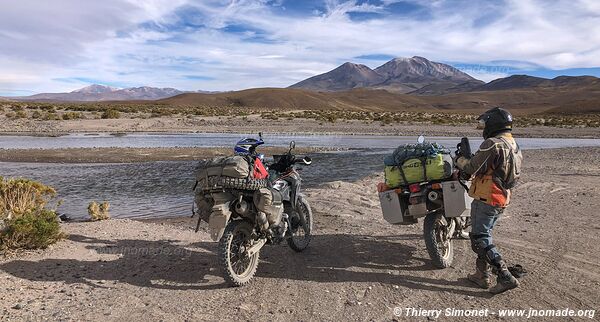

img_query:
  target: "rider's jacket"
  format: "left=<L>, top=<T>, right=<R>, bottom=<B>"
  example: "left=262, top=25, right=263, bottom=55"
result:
left=456, top=133, right=522, bottom=208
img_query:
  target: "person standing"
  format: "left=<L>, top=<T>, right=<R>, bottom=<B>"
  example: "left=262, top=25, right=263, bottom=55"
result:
left=455, top=107, right=523, bottom=294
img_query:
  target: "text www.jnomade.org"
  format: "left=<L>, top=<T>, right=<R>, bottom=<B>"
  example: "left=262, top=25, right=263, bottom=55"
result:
left=393, top=307, right=596, bottom=319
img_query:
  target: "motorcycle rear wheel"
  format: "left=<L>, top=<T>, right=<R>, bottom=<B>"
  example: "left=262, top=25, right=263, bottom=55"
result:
left=287, top=195, right=313, bottom=252
left=218, top=220, right=259, bottom=287
left=423, top=212, right=454, bottom=268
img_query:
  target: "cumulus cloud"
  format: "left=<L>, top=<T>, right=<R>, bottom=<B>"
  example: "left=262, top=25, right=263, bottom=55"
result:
left=0, top=0, right=599, bottom=95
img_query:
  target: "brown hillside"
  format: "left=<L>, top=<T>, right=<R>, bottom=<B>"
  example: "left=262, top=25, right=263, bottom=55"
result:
left=159, top=88, right=331, bottom=109
left=159, top=88, right=425, bottom=112
left=158, top=86, right=600, bottom=115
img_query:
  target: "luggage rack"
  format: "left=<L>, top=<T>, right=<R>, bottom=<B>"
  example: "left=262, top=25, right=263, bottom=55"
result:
left=391, top=177, right=456, bottom=193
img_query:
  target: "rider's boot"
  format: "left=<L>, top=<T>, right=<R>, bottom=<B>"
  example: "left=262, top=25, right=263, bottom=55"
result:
left=467, top=256, right=491, bottom=289
left=489, top=259, right=520, bottom=294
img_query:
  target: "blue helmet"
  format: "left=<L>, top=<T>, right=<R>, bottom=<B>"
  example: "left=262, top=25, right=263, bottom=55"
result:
left=234, top=137, right=264, bottom=156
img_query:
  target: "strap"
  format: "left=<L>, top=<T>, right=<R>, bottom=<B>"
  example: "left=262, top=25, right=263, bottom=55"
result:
left=496, top=137, right=516, bottom=190
left=469, top=233, right=488, bottom=239
left=498, top=137, right=513, bottom=153
left=483, top=244, right=496, bottom=252
left=397, top=165, right=408, bottom=185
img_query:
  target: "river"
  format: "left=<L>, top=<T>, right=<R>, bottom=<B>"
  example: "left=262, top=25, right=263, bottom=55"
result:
left=2, top=133, right=599, bottom=220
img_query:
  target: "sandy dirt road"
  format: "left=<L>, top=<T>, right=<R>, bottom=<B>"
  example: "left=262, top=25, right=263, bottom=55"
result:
left=1, top=147, right=599, bottom=321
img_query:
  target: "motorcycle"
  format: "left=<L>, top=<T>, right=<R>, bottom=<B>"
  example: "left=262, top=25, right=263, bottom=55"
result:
left=196, top=139, right=313, bottom=286
left=379, top=136, right=472, bottom=268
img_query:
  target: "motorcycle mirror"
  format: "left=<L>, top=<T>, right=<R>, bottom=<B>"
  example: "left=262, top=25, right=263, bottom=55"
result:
left=289, top=141, right=296, bottom=151
left=259, top=132, right=263, bottom=140
left=417, top=135, right=425, bottom=144
left=302, top=157, right=312, bottom=165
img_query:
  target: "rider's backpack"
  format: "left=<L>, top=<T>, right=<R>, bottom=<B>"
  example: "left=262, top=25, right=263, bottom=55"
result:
left=195, top=156, right=251, bottom=179
left=194, top=156, right=269, bottom=191
left=496, top=137, right=522, bottom=190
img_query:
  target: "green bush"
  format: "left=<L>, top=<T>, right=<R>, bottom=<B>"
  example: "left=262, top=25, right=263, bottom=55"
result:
left=0, top=210, right=64, bottom=250
left=101, top=109, right=120, bottom=119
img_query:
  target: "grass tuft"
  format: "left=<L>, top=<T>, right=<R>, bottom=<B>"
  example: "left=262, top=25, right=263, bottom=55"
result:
left=88, top=201, right=110, bottom=221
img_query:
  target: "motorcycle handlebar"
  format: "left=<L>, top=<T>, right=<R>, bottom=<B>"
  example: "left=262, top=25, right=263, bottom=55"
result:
left=455, top=137, right=473, bottom=159
left=294, top=156, right=312, bottom=165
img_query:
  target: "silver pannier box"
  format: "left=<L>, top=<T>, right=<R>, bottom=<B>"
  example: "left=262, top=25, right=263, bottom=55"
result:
left=379, top=190, right=417, bottom=225
left=441, top=181, right=473, bottom=217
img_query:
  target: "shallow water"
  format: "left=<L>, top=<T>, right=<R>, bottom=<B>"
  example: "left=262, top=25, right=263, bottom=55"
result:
left=1, top=151, right=383, bottom=220
left=2, top=133, right=600, bottom=150
left=2, top=132, right=600, bottom=220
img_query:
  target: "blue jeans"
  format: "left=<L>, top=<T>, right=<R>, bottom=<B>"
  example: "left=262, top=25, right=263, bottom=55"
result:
left=470, top=199, right=504, bottom=263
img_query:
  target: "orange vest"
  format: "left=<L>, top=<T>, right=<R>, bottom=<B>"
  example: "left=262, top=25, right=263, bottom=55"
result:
left=468, top=168, right=510, bottom=208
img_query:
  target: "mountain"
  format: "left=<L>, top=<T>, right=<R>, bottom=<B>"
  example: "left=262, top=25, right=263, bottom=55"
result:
left=289, top=62, right=385, bottom=92
left=72, top=84, right=118, bottom=94
left=289, top=56, right=484, bottom=94
left=473, top=75, right=600, bottom=91
left=475, top=75, right=548, bottom=91
left=374, top=56, right=482, bottom=92
left=12, top=85, right=188, bottom=101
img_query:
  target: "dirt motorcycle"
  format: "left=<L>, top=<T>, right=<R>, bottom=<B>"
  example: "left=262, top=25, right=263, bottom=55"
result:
left=379, top=136, right=472, bottom=268
left=194, top=139, right=313, bottom=286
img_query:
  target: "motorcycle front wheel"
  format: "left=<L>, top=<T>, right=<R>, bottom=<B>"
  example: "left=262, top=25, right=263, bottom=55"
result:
left=423, top=212, right=454, bottom=268
left=287, top=195, right=313, bottom=252
left=218, top=220, right=259, bottom=287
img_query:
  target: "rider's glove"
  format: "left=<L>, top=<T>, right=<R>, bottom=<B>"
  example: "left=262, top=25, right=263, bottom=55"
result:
left=455, top=156, right=470, bottom=171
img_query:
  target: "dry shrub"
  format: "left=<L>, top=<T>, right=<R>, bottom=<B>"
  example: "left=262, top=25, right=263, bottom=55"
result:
left=0, top=178, right=64, bottom=251
left=101, top=109, right=120, bottom=119
left=88, top=201, right=110, bottom=221
left=0, top=177, right=57, bottom=221
left=62, top=112, right=83, bottom=120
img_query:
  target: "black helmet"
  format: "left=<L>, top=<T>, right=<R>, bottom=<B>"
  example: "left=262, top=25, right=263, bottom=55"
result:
left=477, top=107, right=513, bottom=139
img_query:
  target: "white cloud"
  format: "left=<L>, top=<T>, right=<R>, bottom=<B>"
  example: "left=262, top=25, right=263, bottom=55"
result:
left=1, top=0, right=600, bottom=94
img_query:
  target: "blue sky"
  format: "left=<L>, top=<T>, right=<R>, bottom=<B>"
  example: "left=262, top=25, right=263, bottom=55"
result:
left=1, top=0, right=600, bottom=95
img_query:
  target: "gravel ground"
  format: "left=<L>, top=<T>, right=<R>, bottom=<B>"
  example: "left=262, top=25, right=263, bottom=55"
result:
left=1, top=147, right=599, bottom=321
